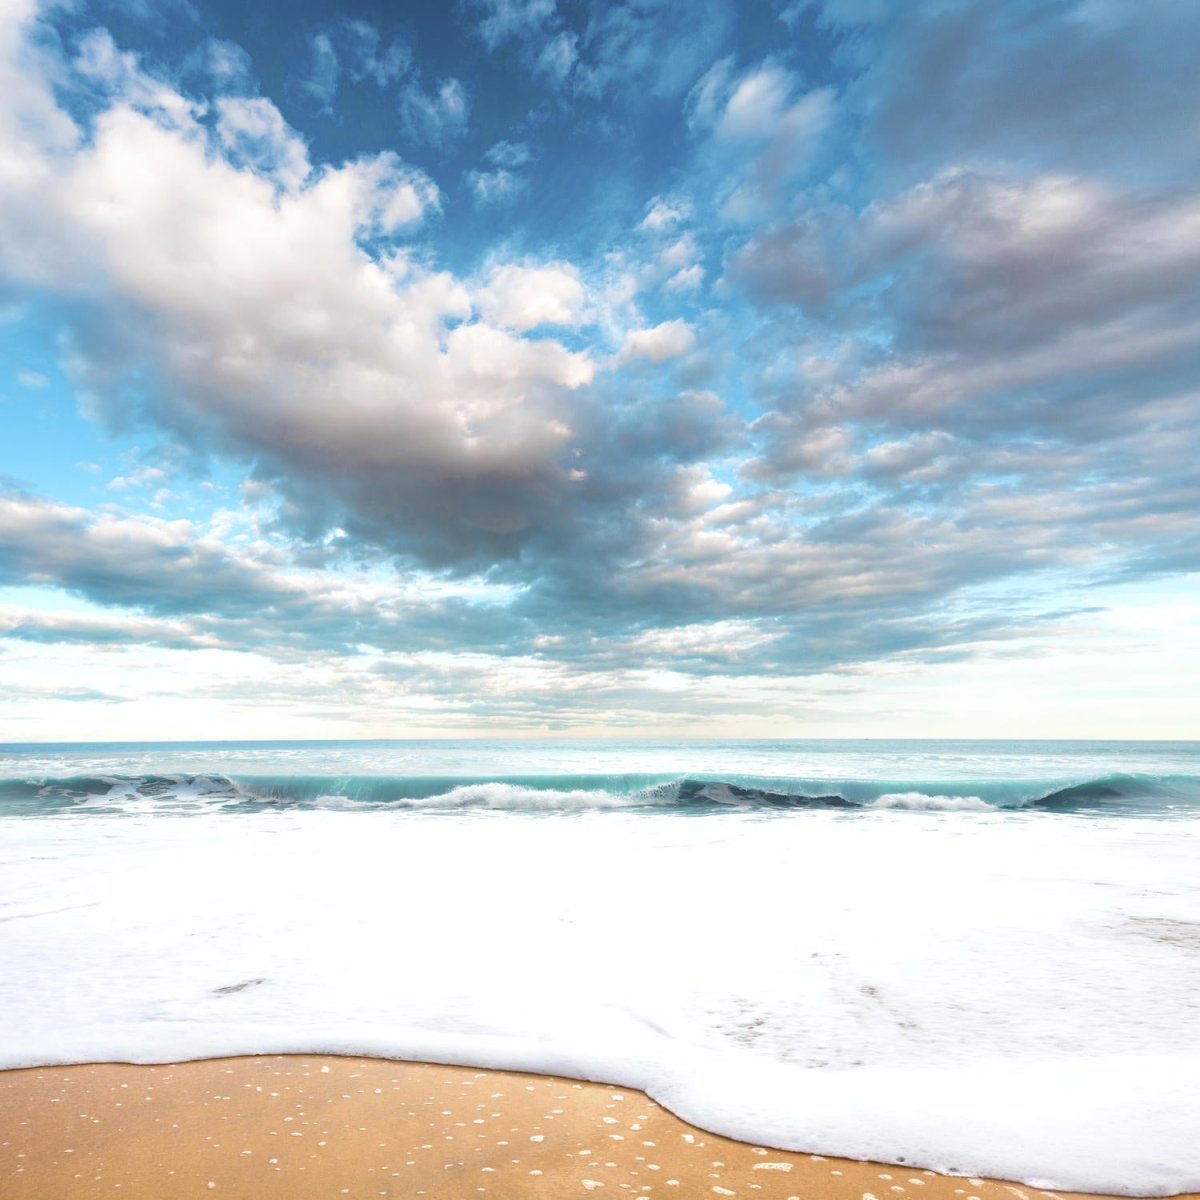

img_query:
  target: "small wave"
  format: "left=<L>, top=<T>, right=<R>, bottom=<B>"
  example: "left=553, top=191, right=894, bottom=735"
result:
left=1029, top=773, right=1177, bottom=809
left=0, top=773, right=241, bottom=814
left=672, top=779, right=857, bottom=808
left=310, top=783, right=644, bottom=811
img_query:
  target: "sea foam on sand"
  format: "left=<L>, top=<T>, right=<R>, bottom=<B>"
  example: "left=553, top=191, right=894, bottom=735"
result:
left=1, top=806, right=1198, bottom=1195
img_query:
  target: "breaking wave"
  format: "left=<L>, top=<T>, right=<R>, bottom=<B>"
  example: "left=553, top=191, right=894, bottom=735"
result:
left=1, top=770, right=1197, bottom=816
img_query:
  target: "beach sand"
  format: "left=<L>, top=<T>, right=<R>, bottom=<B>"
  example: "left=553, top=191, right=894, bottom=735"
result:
left=1, top=1055, right=1194, bottom=1200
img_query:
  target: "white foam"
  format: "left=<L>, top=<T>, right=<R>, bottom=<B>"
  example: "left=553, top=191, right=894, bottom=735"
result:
left=1, top=806, right=1198, bottom=1195
left=386, top=783, right=645, bottom=810
left=868, top=792, right=991, bottom=811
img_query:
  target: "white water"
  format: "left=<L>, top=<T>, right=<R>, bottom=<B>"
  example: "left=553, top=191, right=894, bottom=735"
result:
left=2, top=803, right=1198, bottom=1194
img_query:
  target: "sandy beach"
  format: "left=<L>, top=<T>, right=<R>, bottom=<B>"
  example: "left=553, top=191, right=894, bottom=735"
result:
left=1, top=1055, right=1192, bottom=1200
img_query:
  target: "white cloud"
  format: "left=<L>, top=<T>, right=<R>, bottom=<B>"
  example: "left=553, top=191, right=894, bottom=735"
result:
left=664, top=264, right=704, bottom=292
left=639, top=196, right=692, bottom=233
left=466, top=167, right=526, bottom=204
left=328, top=151, right=440, bottom=233
left=619, top=319, right=696, bottom=363
left=187, top=38, right=254, bottom=92
left=689, top=58, right=835, bottom=218
left=467, top=141, right=533, bottom=205
left=715, top=61, right=794, bottom=140
left=659, top=234, right=698, bottom=271
left=475, top=262, right=586, bottom=331
left=214, top=96, right=310, bottom=190
left=445, top=320, right=593, bottom=390
left=0, top=8, right=597, bottom=566
left=73, top=28, right=196, bottom=126
left=106, top=465, right=167, bottom=491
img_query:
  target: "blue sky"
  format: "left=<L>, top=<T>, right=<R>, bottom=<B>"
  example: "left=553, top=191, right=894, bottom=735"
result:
left=0, top=0, right=1197, bottom=739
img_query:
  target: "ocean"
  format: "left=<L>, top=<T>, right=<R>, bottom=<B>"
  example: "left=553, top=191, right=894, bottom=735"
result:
left=1, top=739, right=1198, bottom=1195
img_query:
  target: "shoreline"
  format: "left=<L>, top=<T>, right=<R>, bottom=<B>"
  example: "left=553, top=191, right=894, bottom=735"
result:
left=2, top=1055, right=1195, bottom=1200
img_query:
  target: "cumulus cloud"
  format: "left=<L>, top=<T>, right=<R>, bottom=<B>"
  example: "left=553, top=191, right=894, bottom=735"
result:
left=0, top=7, right=603, bottom=572
left=619, top=319, right=696, bottom=364
left=72, top=27, right=197, bottom=124
left=214, top=96, right=311, bottom=190
left=864, top=431, right=957, bottom=479
left=742, top=417, right=853, bottom=480
left=475, top=262, right=586, bottom=331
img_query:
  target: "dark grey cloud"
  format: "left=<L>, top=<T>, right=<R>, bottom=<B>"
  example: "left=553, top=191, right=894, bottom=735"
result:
left=731, top=169, right=1200, bottom=491
left=725, top=2, right=1200, bottom=635
left=0, top=495, right=276, bottom=613
left=0, top=608, right=215, bottom=651
left=819, top=0, right=1200, bottom=188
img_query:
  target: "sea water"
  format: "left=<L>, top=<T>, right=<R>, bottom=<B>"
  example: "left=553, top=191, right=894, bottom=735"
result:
left=1, top=739, right=1198, bottom=1194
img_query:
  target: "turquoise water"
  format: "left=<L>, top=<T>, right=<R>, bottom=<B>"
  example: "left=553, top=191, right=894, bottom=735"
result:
left=2, top=738, right=1199, bottom=815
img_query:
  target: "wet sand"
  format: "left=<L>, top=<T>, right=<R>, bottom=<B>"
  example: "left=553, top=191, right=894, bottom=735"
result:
left=1, top=1056, right=1194, bottom=1200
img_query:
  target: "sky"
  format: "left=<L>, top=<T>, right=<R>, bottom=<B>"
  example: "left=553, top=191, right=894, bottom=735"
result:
left=0, top=0, right=1198, bottom=741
